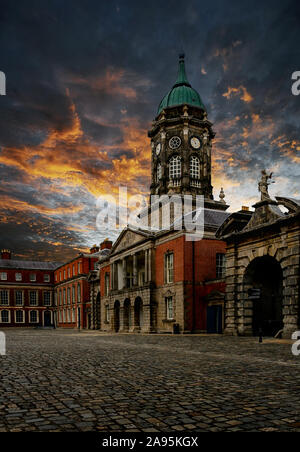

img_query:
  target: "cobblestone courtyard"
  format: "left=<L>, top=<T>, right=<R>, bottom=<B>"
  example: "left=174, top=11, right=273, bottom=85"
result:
left=0, top=329, right=299, bottom=432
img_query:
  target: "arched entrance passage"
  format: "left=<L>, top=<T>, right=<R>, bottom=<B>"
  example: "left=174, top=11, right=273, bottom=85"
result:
left=134, top=297, right=143, bottom=330
left=123, top=299, right=131, bottom=332
left=113, top=300, right=120, bottom=332
left=244, top=256, right=283, bottom=336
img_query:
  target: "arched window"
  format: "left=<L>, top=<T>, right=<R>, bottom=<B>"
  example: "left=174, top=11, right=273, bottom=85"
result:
left=169, top=156, right=181, bottom=179
left=190, top=155, right=200, bottom=179
left=157, top=163, right=162, bottom=181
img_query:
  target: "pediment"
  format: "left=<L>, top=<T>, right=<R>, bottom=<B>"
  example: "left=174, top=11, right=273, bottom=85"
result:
left=111, top=227, right=152, bottom=254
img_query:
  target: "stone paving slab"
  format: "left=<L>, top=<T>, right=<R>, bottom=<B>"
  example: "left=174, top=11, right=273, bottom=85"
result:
left=0, top=328, right=299, bottom=432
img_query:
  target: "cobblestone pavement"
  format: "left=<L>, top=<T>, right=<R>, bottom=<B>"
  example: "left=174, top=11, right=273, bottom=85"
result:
left=0, top=328, right=299, bottom=432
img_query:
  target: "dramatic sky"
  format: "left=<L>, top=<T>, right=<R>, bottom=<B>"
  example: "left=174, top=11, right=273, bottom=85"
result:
left=0, top=0, right=299, bottom=260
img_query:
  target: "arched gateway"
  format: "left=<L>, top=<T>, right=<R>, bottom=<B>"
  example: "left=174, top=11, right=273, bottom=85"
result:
left=243, top=256, right=283, bottom=336
left=217, top=190, right=300, bottom=338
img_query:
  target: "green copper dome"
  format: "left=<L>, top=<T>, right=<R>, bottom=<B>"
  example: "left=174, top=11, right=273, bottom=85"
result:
left=157, top=54, right=206, bottom=115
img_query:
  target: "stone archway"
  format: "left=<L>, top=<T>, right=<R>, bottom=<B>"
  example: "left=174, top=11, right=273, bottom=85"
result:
left=123, top=299, right=131, bottom=332
left=244, top=255, right=283, bottom=336
left=134, top=297, right=143, bottom=331
left=113, top=300, right=120, bottom=333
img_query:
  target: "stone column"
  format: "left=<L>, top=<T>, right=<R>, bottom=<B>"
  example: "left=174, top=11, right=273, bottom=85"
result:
left=122, top=258, right=126, bottom=289
left=224, top=245, right=238, bottom=335
left=133, top=254, right=138, bottom=286
left=145, top=250, right=148, bottom=283
left=148, top=248, right=152, bottom=282
left=129, top=304, right=135, bottom=332
left=119, top=306, right=124, bottom=332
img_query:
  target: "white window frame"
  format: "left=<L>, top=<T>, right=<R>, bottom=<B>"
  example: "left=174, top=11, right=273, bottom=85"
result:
left=216, top=253, right=226, bottom=279
left=44, top=274, right=50, bottom=283
left=190, top=155, right=200, bottom=179
left=165, top=253, right=174, bottom=284
left=15, top=290, right=24, bottom=306
left=15, top=272, right=22, bottom=282
left=43, top=291, right=51, bottom=306
left=0, top=309, right=10, bottom=323
left=0, top=290, right=9, bottom=306
left=29, top=310, right=39, bottom=323
left=166, top=296, right=174, bottom=320
left=29, top=290, right=38, bottom=306
left=0, top=272, right=7, bottom=281
left=169, top=155, right=181, bottom=179
left=29, top=273, right=36, bottom=282
left=15, top=310, right=25, bottom=324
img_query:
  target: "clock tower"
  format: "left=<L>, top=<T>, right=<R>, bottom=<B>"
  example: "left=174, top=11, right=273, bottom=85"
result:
left=148, top=54, right=219, bottom=207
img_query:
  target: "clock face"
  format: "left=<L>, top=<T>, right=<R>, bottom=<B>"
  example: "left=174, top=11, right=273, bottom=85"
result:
left=169, top=136, right=181, bottom=150
left=156, top=143, right=161, bottom=155
left=190, top=136, right=201, bottom=149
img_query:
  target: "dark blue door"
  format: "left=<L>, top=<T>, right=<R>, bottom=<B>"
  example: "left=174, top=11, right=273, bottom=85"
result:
left=207, top=305, right=223, bottom=334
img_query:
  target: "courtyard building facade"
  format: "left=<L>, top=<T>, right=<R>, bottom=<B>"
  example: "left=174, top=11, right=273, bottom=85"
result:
left=0, top=249, right=60, bottom=327
left=97, top=55, right=230, bottom=334
left=54, top=247, right=100, bottom=329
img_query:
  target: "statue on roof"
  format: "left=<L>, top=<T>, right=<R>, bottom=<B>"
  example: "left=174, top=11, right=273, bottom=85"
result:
left=258, top=169, right=274, bottom=201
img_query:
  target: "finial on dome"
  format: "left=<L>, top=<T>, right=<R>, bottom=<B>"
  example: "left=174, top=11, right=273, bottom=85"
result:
left=179, top=53, right=185, bottom=61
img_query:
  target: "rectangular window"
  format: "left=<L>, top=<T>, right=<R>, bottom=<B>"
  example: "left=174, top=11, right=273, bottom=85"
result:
left=59, top=290, right=62, bottom=306
left=15, top=272, right=22, bottom=281
left=68, top=268, right=70, bottom=278
left=0, top=290, right=9, bottom=306
left=105, top=273, right=110, bottom=296
left=15, top=310, right=24, bottom=323
left=60, top=271, right=62, bottom=281
left=15, top=290, right=23, bottom=306
left=166, top=296, right=174, bottom=320
left=73, top=264, right=75, bottom=276
left=29, top=273, right=36, bottom=282
left=43, top=291, right=51, bottom=306
left=0, top=272, right=7, bottom=281
left=216, top=253, right=226, bottom=279
left=77, top=284, right=81, bottom=303
left=29, top=291, right=38, bottom=306
left=30, top=310, right=38, bottom=323
left=72, top=286, right=75, bottom=304
left=44, top=274, right=50, bottom=283
left=63, top=289, right=66, bottom=305
left=63, top=270, right=66, bottom=280
left=67, top=288, right=70, bottom=304
left=165, top=253, right=174, bottom=284
left=1, top=310, right=9, bottom=323
left=78, top=262, right=81, bottom=274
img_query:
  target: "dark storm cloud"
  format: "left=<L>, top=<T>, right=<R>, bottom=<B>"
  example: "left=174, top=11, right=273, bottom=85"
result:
left=0, top=0, right=299, bottom=257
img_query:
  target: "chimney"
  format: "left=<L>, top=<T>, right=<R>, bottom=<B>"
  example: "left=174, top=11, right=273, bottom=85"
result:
left=242, top=206, right=249, bottom=211
left=100, top=238, right=113, bottom=250
left=90, top=244, right=100, bottom=254
left=1, top=249, right=11, bottom=260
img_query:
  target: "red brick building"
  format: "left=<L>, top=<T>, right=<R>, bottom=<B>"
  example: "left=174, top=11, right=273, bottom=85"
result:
left=54, top=246, right=100, bottom=329
left=97, top=55, right=230, bottom=334
left=0, top=250, right=60, bottom=327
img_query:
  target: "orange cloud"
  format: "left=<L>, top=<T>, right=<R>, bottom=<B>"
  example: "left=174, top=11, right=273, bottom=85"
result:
left=222, top=86, right=253, bottom=103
